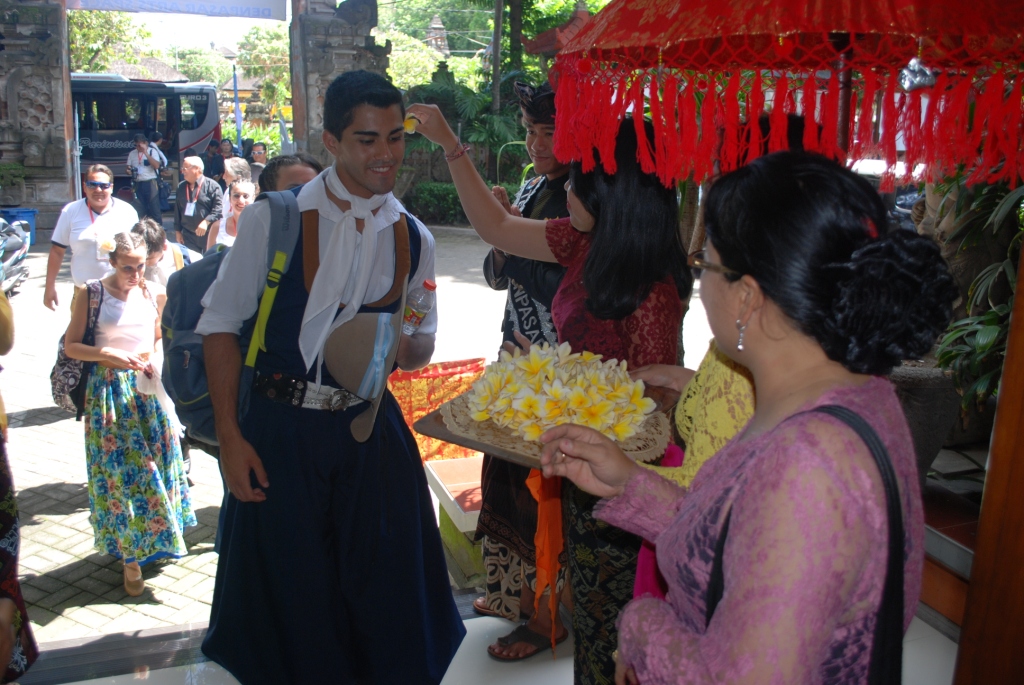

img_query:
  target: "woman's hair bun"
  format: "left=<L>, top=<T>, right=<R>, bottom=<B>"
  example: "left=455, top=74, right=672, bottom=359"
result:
left=818, top=230, right=957, bottom=375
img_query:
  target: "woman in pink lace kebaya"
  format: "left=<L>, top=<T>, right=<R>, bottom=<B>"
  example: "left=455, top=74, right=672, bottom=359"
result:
left=540, top=152, right=957, bottom=684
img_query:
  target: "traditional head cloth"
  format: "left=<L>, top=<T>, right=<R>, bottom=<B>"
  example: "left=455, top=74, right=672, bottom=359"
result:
left=514, top=81, right=556, bottom=125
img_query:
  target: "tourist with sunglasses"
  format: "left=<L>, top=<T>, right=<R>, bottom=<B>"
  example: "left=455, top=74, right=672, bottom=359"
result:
left=46, top=165, right=139, bottom=311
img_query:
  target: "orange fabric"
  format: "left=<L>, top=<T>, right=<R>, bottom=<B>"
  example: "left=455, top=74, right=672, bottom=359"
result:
left=388, top=358, right=487, bottom=462
left=526, top=469, right=563, bottom=652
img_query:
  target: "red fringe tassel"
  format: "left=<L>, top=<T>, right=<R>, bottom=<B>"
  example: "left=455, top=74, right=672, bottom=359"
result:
left=551, top=55, right=1024, bottom=188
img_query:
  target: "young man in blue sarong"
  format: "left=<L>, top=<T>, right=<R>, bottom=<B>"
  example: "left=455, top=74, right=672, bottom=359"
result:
left=197, top=70, right=465, bottom=684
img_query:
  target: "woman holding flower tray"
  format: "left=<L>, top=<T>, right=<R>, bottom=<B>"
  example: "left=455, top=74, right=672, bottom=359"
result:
left=64, top=229, right=195, bottom=597
left=409, top=104, right=692, bottom=683
left=540, top=152, right=955, bottom=684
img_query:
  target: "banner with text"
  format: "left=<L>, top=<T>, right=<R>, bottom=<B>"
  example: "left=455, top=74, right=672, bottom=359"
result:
left=66, top=0, right=286, bottom=21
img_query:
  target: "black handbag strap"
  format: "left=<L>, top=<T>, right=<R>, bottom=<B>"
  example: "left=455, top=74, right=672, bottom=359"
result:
left=83, top=280, right=104, bottom=347
left=705, top=404, right=904, bottom=684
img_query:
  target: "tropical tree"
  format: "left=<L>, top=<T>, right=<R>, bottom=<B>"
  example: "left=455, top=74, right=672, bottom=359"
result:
left=237, top=25, right=291, bottom=108
left=68, top=10, right=149, bottom=72
left=408, top=67, right=527, bottom=181
left=165, top=46, right=232, bottom=86
left=377, top=29, right=444, bottom=90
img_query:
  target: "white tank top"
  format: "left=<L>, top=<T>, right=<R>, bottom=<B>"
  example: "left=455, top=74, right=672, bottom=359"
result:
left=93, top=287, right=157, bottom=355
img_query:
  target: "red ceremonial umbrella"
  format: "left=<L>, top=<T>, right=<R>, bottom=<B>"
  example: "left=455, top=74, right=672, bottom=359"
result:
left=551, top=0, right=1024, bottom=189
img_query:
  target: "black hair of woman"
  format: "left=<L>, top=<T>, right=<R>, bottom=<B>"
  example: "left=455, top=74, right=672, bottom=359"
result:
left=704, top=151, right=956, bottom=375
left=570, top=117, right=693, bottom=320
left=257, top=153, right=325, bottom=194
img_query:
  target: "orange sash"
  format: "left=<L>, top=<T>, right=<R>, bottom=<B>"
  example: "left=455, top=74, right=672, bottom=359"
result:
left=526, top=469, right=563, bottom=651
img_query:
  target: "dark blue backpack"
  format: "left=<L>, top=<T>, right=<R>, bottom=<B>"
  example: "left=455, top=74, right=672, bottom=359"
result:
left=161, top=189, right=302, bottom=446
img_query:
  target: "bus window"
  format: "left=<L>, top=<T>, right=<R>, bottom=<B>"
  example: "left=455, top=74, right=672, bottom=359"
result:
left=74, top=96, right=97, bottom=130
left=156, top=98, right=168, bottom=134
left=93, top=94, right=122, bottom=130
left=125, top=97, right=142, bottom=128
left=180, top=93, right=210, bottom=130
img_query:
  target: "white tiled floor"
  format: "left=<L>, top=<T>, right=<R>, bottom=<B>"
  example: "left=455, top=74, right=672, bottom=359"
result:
left=62, top=615, right=956, bottom=685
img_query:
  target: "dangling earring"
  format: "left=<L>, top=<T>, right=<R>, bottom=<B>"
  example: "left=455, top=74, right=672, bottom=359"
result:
left=736, top=319, right=747, bottom=352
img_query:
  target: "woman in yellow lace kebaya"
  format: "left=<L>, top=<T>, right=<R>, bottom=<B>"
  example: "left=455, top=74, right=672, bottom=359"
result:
left=632, top=339, right=755, bottom=597
left=641, top=339, right=756, bottom=487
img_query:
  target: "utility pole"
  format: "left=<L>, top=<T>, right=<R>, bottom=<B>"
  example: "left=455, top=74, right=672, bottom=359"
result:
left=491, top=0, right=502, bottom=114
left=489, top=0, right=503, bottom=180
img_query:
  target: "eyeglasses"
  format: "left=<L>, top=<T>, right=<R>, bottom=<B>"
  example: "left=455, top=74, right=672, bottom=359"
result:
left=85, top=181, right=112, bottom=190
left=252, top=149, right=266, bottom=156
left=688, top=250, right=741, bottom=278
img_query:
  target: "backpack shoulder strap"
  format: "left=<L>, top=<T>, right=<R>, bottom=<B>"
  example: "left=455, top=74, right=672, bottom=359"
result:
left=244, top=189, right=303, bottom=369
left=404, top=213, right=423, bottom=279
left=172, top=244, right=184, bottom=271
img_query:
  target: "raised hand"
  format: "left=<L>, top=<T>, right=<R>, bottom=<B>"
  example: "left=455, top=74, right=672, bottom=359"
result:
left=501, top=329, right=533, bottom=356
left=405, top=103, right=460, bottom=152
left=539, top=424, right=639, bottom=499
left=631, top=363, right=696, bottom=393
left=491, top=186, right=522, bottom=217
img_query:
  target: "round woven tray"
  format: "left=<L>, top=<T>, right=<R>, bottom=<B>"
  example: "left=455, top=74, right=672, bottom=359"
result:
left=440, top=392, right=670, bottom=464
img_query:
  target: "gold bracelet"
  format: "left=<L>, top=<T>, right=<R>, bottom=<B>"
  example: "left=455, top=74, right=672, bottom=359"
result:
left=445, top=142, right=471, bottom=162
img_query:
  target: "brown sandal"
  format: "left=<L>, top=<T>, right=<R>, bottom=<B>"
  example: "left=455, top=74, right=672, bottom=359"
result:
left=124, top=562, right=145, bottom=597
left=487, top=622, right=568, bottom=661
left=472, top=596, right=533, bottom=620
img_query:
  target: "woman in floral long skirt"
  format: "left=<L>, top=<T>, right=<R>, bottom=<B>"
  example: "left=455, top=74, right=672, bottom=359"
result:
left=64, top=228, right=195, bottom=596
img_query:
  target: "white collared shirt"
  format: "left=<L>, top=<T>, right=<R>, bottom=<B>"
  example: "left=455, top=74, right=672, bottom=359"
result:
left=51, top=198, right=140, bottom=286
left=196, top=168, right=438, bottom=348
left=126, top=146, right=167, bottom=181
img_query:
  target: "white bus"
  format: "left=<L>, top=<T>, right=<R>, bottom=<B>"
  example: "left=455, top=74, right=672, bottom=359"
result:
left=72, top=74, right=222, bottom=197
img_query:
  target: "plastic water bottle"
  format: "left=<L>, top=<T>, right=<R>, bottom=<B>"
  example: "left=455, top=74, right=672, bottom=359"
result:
left=402, top=280, right=437, bottom=335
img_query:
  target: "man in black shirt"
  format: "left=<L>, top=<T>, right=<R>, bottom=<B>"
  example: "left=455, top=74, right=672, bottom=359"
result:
left=175, top=156, right=223, bottom=253
left=475, top=80, right=571, bottom=661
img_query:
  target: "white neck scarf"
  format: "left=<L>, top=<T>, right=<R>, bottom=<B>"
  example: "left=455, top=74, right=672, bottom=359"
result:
left=298, top=167, right=390, bottom=372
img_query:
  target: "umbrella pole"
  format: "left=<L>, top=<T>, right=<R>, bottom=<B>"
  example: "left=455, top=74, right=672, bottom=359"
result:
left=834, top=35, right=854, bottom=154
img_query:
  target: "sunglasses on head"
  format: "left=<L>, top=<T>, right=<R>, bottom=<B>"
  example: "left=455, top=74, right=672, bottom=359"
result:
left=86, top=180, right=112, bottom=190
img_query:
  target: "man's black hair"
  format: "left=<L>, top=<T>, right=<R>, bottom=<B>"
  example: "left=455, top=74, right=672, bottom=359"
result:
left=322, top=70, right=404, bottom=140
left=515, top=81, right=556, bottom=125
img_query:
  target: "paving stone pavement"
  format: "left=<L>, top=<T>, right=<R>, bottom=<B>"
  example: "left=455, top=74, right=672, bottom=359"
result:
left=1, top=228, right=507, bottom=646
left=2, top=227, right=711, bottom=647
left=3, top=242, right=226, bottom=644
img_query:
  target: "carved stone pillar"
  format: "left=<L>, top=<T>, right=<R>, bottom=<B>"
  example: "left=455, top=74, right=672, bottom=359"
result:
left=0, top=0, right=74, bottom=229
left=290, top=0, right=390, bottom=164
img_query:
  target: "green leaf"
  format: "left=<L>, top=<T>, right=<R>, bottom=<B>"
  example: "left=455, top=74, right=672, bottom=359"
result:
left=987, top=184, right=1024, bottom=232
left=975, top=325, right=1003, bottom=352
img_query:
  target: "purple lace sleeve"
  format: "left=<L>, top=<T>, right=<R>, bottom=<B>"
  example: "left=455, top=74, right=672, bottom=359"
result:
left=594, top=467, right=687, bottom=541
left=612, top=413, right=914, bottom=685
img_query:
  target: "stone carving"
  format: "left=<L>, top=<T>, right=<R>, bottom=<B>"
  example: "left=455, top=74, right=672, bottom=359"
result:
left=333, top=0, right=377, bottom=29
left=0, top=178, right=24, bottom=207
left=45, top=135, right=64, bottom=168
left=17, top=74, right=53, bottom=131
left=21, top=134, right=43, bottom=167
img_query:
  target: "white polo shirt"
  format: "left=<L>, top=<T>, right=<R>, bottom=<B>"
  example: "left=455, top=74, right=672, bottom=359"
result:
left=126, top=146, right=167, bottom=182
left=51, top=198, right=140, bottom=286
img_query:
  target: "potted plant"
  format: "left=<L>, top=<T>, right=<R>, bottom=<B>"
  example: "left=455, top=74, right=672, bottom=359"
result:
left=936, top=181, right=1023, bottom=418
